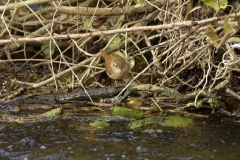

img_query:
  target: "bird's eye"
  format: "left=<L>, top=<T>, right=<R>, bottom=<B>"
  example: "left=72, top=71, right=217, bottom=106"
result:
left=113, top=63, right=118, bottom=68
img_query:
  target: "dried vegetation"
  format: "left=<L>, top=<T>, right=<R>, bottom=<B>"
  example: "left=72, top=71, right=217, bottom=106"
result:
left=1, top=0, right=240, bottom=115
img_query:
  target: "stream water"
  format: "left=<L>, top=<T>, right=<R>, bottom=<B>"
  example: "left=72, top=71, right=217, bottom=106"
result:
left=0, top=114, right=239, bottom=160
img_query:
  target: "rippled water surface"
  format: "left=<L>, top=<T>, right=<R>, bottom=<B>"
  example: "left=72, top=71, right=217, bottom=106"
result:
left=0, top=116, right=239, bottom=160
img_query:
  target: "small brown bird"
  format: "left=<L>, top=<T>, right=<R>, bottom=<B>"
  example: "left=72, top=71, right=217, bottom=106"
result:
left=100, top=49, right=130, bottom=80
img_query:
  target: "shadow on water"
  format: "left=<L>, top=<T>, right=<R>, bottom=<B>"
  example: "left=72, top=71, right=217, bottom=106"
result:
left=0, top=115, right=240, bottom=160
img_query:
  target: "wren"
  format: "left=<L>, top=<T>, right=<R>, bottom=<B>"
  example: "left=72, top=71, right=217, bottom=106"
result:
left=100, top=49, right=130, bottom=79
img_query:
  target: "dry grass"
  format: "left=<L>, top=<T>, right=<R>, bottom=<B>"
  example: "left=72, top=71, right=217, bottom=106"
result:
left=0, top=0, right=240, bottom=104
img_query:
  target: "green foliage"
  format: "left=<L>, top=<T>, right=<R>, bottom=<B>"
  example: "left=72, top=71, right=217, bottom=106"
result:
left=201, top=0, right=228, bottom=12
left=134, top=0, right=146, bottom=7
left=129, top=57, right=135, bottom=69
left=89, top=120, right=110, bottom=129
left=0, top=64, right=5, bottom=70
left=41, top=40, right=56, bottom=59
left=129, top=115, right=193, bottom=129
left=127, top=100, right=142, bottom=107
left=219, top=0, right=228, bottom=8
left=129, top=117, right=163, bottom=129
left=108, top=14, right=135, bottom=69
left=161, top=115, right=193, bottom=127
left=113, top=15, right=125, bottom=29
left=43, top=107, right=62, bottom=118
left=84, top=19, right=91, bottom=29
left=112, top=106, right=143, bottom=118
left=109, top=15, right=125, bottom=47
left=109, top=35, right=125, bottom=48
left=110, top=50, right=126, bottom=58
left=223, top=15, right=234, bottom=34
